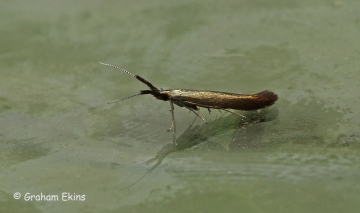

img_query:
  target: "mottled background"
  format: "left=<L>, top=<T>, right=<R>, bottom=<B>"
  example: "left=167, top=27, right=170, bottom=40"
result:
left=1, top=0, right=360, bottom=212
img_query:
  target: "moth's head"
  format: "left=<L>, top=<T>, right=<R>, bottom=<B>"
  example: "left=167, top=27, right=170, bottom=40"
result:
left=140, top=90, right=169, bottom=101
left=99, top=62, right=164, bottom=104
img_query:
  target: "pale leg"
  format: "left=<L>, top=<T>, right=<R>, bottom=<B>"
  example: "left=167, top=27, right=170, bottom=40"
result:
left=222, top=109, right=246, bottom=119
left=168, top=101, right=177, bottom=147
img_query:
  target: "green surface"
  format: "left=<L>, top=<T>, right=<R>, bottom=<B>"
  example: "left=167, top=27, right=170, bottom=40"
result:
left=1, top=1, right=360, bottom=212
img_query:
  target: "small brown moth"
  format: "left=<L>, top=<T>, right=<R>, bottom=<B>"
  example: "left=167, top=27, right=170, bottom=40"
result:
left=99, top=62, right=278, bottom=145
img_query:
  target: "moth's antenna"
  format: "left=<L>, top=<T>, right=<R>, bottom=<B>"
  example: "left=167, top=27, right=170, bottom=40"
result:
left=99, top=62, right=159, bottom=91
left=108, top=93, right=142, bottom=104
left=99, top=62, right=136, bottom=78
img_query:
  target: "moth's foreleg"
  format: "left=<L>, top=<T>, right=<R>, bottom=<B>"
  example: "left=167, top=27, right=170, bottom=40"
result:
left=167, top=101, right=176, bottom=131
left=168, top=100, right=177, bottom=147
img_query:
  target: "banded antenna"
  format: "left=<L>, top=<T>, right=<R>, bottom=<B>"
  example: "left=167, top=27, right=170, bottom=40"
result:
left=99, top=62, right=151, bottom=104
left=99, top=62, right=136, bottom=78
left=99, top=62, right=159, bottom=92
left=107, top=93, right=142, bottom=104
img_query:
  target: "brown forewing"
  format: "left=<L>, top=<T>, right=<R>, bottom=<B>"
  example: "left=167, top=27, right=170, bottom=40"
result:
left=164, top=89, right=278, bottom=111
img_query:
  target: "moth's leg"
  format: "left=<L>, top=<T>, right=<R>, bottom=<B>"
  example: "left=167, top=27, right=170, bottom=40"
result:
left=167, top=100, right=176, bottom=131
left=187, top=107, right=208, bottom=123
left=168, top=100, right=177, bottom=147
left=173, top=100, right=208, bottom=124
left=167, top=119, right=174, bottom=131
left=207, top=108, right=211, bottom=114
left=222, top=109, right=246, bottom=119
left=189, top=108, right=200, bottom=127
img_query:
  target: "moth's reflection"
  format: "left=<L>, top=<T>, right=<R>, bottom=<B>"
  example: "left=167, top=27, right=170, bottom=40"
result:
left=122, top=109, right=278, bottom=189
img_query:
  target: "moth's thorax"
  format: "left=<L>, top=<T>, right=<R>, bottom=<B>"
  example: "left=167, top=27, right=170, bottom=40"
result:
left=161, top=89, right=193, bottom=97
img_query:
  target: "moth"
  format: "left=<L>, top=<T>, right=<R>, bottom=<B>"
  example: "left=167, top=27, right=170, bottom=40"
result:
left=99, top=62, right=278, bottom=144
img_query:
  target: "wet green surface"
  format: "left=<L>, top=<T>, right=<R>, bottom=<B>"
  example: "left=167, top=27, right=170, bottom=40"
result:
left=1, top=1, right=360, bottom=212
